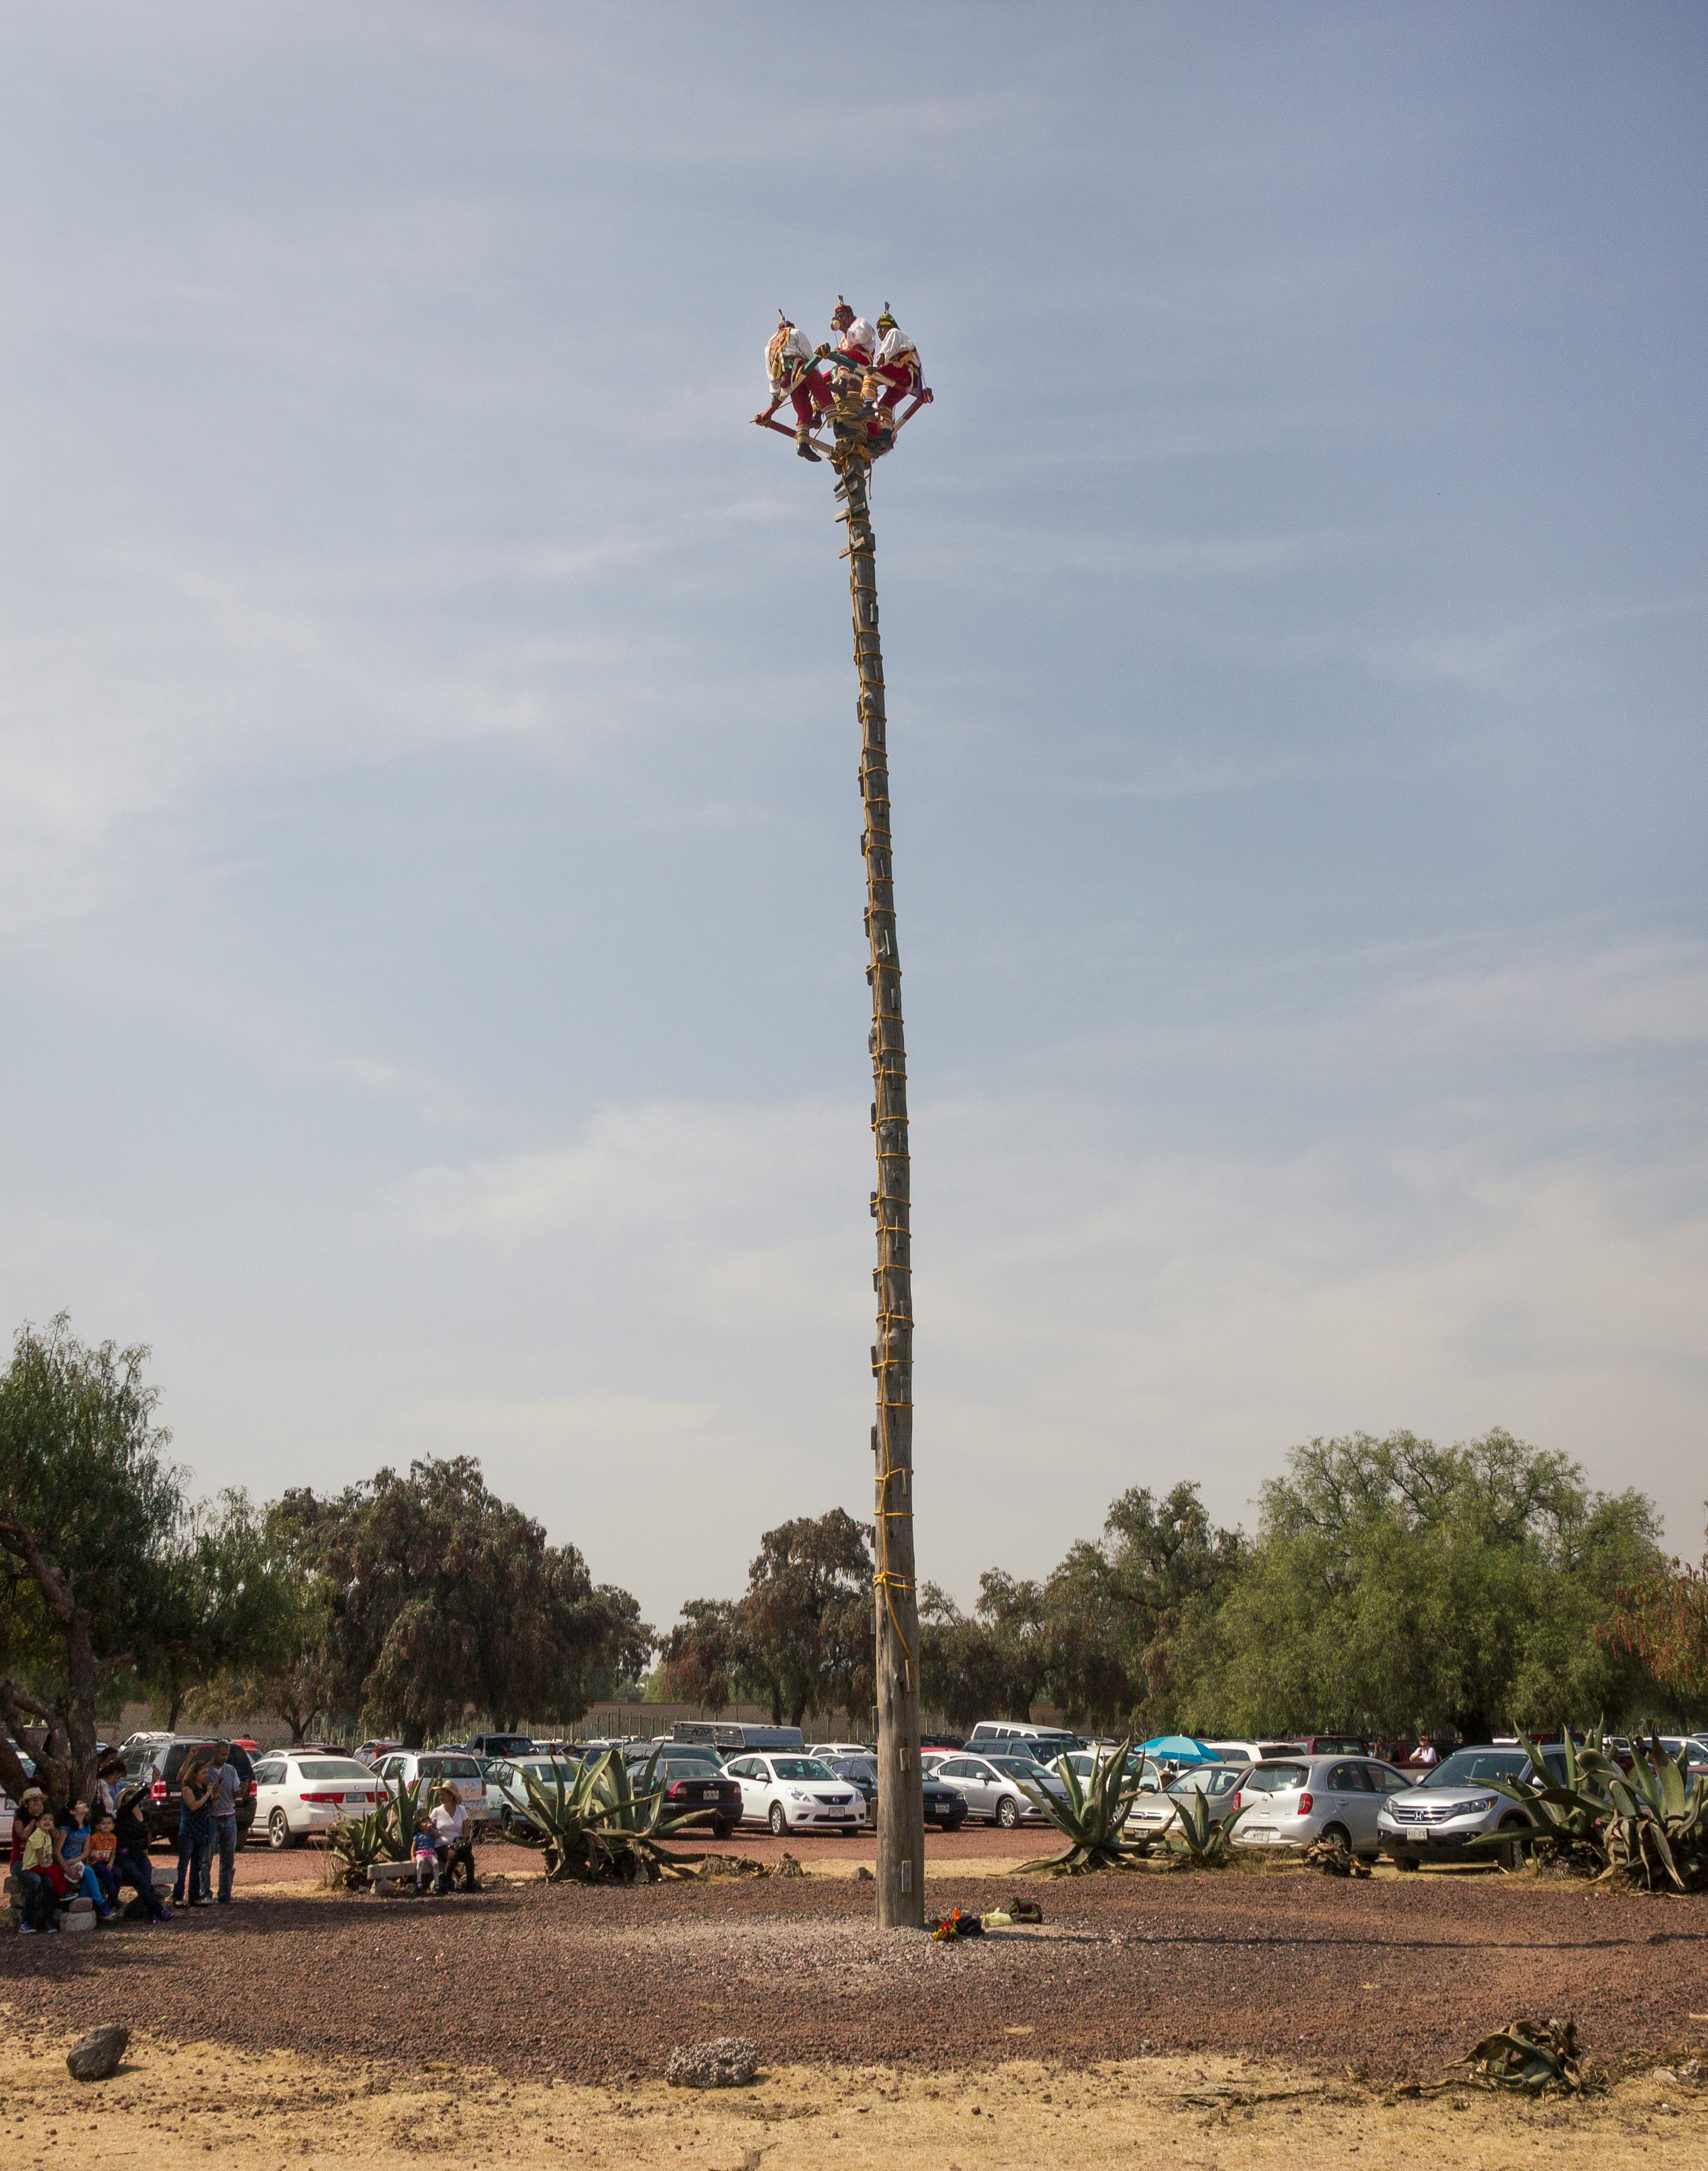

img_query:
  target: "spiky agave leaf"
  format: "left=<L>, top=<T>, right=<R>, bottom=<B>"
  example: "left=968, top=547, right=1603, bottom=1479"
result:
left=1015, top=1740, right=1151, bottom=1875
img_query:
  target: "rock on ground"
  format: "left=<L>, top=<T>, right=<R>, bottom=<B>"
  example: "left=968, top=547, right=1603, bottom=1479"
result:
left=67, top=2024, right=129, bottom=2081
left=666, top=2037, right=759, bottom=2089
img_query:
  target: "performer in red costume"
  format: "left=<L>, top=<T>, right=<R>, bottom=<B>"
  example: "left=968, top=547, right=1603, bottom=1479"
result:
left=764, top=312, right=827, bottom=460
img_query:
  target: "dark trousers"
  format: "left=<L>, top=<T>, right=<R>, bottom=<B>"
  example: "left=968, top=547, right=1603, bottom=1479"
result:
left=174, top=1820, right=212, bottom=1904
left=116, top=1846, right=164, bottom=1918
left=18, top=1868, right=56, bottom=1930
left=213, top=1816, right=237, bottom=1901
left=435, top=1839, right=477, bottom=1892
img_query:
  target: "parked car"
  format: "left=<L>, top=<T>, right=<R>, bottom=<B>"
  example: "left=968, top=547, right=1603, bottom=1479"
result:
left=670, top=1722, right=807, bottom=1755
left=919, top=1734, right=965, bottom=1751
left=1202, top=1739, right=1305, bottom=1764
left=117, top=1735, right=259, bottom=1847
left=931, top=1752, right=1070, bottom=1830
left=721, top=1752, right=864, bottom=1836
left=354, top=1740, right=403, bottom=1767
left=617, top=1743, right=743, bottom=1837
left=251, top=1749, right=386, bottom=1849
left=1377, top=1744, right=1569, bottom=1868
left=1231, top=1755, right=1413, bottom=1859
left=1126, top=1760, right=1249, bottom=1845
left=966, top=1722, right=1082, bottom=1760
left=370, top=1749, right=498, bottom=1825
left=469, top=1733, right=536, bottom=1760
left=1298, top=1736, right=1370, bottom=1758
left=0, top=1749, right=36, bottom=1848
left=808, top=1741, right=874, bottom=1759
left=817, top=1751, right=968, bottom=1832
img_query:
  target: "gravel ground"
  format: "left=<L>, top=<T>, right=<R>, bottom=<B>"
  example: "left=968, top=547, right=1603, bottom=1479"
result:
left=6, top=1864, right=1707, bottom=2084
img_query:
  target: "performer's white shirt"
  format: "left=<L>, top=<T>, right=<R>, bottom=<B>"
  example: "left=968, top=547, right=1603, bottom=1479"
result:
left=875, top=325, right=917, bottom=365
left=843, top=317, right=879, bottom=356
left=767, top=325, right=816, bottom=381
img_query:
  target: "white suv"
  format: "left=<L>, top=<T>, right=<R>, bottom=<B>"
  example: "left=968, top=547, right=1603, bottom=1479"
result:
left=371, top=1749, right=497, bottom=1825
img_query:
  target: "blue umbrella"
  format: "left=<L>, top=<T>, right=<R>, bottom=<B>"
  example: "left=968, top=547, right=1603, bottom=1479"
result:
left=1137, top=1734, right=1221, bottom=1765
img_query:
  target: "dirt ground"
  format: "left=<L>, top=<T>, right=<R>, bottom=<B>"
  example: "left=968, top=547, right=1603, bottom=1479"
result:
left=6, top=1849, right=1708, bottom=2168
left=3, top=2024, right=1708, bottom=2171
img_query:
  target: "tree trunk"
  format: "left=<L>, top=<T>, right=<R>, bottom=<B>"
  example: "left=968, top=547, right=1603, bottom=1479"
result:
left=834, top=452, right=925, bottom=1930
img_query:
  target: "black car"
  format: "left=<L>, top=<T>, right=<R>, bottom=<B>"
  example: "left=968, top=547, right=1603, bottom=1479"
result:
left=821, top=1753, right=967, bottom=1832
left=119, top=1735, right=258, bottom=1847
left=621, top=1743, right=742, bottom=1838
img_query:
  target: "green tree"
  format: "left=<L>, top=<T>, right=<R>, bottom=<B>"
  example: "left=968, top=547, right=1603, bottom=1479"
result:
left=918, top=1569, right=1046, bottom=1731
left=739, top=1509, right=874, bottom=1730
left=143, top=1489, right=304, bottom=1730
left=281, top=1456, right=651, bottom=1745
left=1599, top=1533, right=1708, bottom=1724
left=1189, top=1430, right=1663, bottom=1741
left=0, top=1319, right=187, bottom=1807
left=656, top=1597, right=749, bottom=1712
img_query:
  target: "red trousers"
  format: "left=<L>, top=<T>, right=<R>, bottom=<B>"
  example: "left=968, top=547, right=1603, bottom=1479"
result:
left=871, top=361, right=917, bottom=410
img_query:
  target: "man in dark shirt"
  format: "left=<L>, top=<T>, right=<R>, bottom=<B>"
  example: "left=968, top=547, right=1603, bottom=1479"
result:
left=114, top=1785, right=169, bottom=1921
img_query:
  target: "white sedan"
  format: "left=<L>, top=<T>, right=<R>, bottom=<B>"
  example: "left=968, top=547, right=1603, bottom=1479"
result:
left=721, top=1753, right=863, bottom=1836
left=251, top=1751, right=386, bottom=1848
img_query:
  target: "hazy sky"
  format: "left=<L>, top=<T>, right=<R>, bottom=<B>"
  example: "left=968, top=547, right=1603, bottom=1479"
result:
left=3, top=3, right=1704, bottom=1631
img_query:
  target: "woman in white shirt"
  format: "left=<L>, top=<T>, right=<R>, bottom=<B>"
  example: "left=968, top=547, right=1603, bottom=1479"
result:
left=430, top=1785, right=477, bottom=1894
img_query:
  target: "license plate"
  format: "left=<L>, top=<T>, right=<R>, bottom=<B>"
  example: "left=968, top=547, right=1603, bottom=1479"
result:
left=1244, top=1826, right=1278, bottom=1842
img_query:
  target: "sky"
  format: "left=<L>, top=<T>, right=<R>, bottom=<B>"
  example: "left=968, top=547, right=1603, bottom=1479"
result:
left=2, top=2, right=1704, bottom=1635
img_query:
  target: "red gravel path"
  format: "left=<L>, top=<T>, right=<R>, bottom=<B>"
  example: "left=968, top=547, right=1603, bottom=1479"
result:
left=6, top=1866, right=1705, bottom=2084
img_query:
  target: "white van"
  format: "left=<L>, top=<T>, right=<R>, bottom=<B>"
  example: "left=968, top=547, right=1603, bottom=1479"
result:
left=669, top=1722, right=805, bottom=1755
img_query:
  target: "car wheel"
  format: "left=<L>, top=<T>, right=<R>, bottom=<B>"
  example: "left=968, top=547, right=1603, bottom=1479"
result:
left=499, top=1807, right=514, bottom=1836
left=768, top=1804, right=788, bottom=1837
left=997, top=1797, right=1020, bottom=1830
left=947, top=1812, right=967, bottom=1832
left=267, top=1808, right=298, bottom=1851
left=1496, top=1817, right=1530, bottom=1870
left=1395, top=1850, right=1420, bottom=1871
left=1321, top=1822, right=1352, bottom=1849
left=712, top=1819, right=736, bottom=1841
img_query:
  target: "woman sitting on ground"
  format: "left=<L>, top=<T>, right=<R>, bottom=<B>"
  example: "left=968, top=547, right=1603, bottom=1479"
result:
left=430, top=1783, right=478, bottom=1893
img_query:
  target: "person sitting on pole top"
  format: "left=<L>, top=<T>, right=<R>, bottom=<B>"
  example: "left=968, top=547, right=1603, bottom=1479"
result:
left=871, top=307, right=920, bottom=411
left=763, top=311, right=825, bottom=463
left=817, top=297, right=878, bottom=375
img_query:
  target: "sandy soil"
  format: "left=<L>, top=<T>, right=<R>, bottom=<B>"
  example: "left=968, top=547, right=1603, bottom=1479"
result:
left=3, top=2022, right=1707, bottom=2171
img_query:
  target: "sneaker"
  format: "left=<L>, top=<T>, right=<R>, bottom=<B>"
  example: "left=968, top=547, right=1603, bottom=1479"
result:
left=18, top=1924, right=36, bottom=1935
left=215, top=1896, right=231, bottom=1905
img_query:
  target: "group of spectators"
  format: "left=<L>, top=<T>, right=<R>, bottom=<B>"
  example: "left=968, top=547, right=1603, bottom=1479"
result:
left=9, top=1738, right=248, bottom=1931
left=9, top=1762, right=165, bottom=1932
left=11, top=1744, right=481, bottom=1927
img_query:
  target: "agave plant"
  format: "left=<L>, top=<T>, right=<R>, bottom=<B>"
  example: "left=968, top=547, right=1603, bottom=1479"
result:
left=1477, top=1723, right=1617, bottom=1872
left=1014, top=1741, right=1151, bottom=1875
left=1605, top=1737, right=1708, bottom=1892
left=1461, top=2015, right=1582, bottom=2094
left=328, top=1803, right=391, bottom=1888
left=378, top=1773, right=430, bottom=1863
left=1163, top=1783, right=1251, bottom=1868
left=514, top=1749, right=701, bottom=1883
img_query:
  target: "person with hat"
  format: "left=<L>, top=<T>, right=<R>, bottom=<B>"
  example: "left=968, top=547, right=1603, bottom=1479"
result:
left=761, top=311, right=827, bottom=462
left=870, top=307, right=922, bottom=415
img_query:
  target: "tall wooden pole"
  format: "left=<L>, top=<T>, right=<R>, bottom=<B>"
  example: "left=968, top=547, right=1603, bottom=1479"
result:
left=834, top=448, right=925, bottom=1930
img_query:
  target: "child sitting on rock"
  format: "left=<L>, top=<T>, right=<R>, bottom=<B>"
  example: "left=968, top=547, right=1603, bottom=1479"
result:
left=84, top=1813, right=121, bottom=1912
left=412, top=1816, right=439, bottom=1891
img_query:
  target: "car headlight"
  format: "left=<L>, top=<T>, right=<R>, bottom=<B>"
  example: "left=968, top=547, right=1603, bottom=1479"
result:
left=1456, top=1796, right=1497, bottom=1815
left=788, top=1789, right=808, bottom=1800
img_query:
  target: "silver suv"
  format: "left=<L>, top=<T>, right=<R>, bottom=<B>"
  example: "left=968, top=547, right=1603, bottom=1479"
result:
left=1377, top=1743, right=1567, bottom=1868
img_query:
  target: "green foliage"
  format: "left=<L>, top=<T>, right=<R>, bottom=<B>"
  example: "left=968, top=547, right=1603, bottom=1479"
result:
left=660, top=1509, right=873, bottom=1729
left=1163, top=1784, right=1251, bottom=1868
left=144, top=1489, right=304, bottom=1731
left=276, top=1457, right=652, bottom=1745
left=1014, top=1741, right=1151, bottom=1875
left=1185, top=1431, right=1665, bottom=1740
left=512, top=1749, right=698, bottom=1882
left=1600, top=1547, right=1708, bottom=1711
left=0, top=1318, right=188, bottom=1806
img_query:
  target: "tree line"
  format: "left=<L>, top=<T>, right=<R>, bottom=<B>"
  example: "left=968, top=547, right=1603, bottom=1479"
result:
left=660, top=1431, right=1706, bottom=1744
left=0, top=1320, right=648, bottom=1807
left=7, top=1314, right=1704, bottom=1810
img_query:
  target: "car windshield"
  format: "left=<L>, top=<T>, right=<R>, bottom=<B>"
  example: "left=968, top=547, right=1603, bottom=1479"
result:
left=1421, top=1751, right=1532, bottom=1788
left=991, top=1758, right=1052, bottom=1781
left=1243, top=1763, right=1310, bottom=1793
left=839, top=1759, right=878, bottom=1781
left=769, top=1758, right=836, bottom=1782
left=1169, top=1766, right=1242, bottom=1798
left=293, top=1760, right=374, bottom=1781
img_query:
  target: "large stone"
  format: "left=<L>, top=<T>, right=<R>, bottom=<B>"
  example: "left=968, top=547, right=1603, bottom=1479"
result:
left=665, top=2038, right=759, bottom=2090
left=67, top=2025, right=130, bottom=2082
